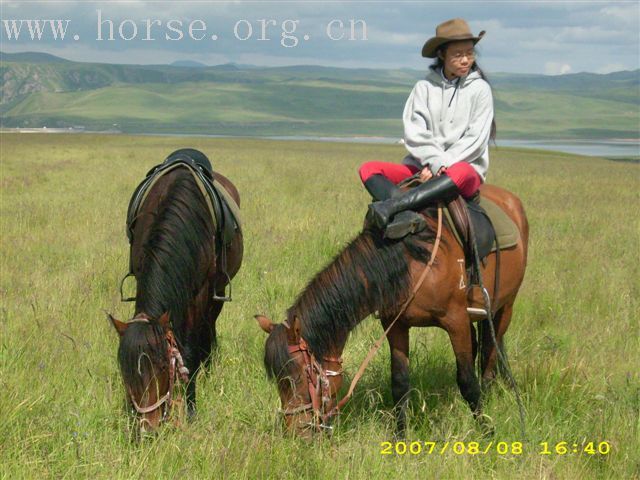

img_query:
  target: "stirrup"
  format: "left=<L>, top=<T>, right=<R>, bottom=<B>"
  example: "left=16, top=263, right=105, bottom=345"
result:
left=119, top=272, right=136, bottom=302
left=212, top=271, right=232, bottom=302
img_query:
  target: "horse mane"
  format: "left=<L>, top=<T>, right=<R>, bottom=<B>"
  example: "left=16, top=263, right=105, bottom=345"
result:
left=264, top=212, right=439, bottom=382
left=134, top=168, right=215, bottom=345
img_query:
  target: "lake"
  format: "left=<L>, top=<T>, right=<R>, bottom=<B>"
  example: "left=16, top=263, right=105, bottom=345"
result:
left=264, top=136, right=639, bottom=159
left=496, top=139, right=639, bottom=158
left=5, top=129, right=639, bottom=158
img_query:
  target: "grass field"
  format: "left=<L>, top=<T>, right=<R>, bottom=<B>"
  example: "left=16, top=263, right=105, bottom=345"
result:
left=1, top=133, right=638, bottom=479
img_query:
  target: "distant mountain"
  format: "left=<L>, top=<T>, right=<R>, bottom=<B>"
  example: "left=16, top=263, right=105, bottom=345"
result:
left=1, top=51, right=638, bottom=140
left=170, top=60, right=208, bottom=68
left=0, top=51, right=70, bottom=64
left=489, top=70, right=639, bottom=105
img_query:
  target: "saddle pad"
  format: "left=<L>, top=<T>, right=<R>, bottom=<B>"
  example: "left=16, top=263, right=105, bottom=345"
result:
left=444, top=196, right=519, bottom=253
left=129, top=162, right=241, bottom=245
left=212, top=177, right=242, bottom=234
left=478, top=196, right=519, bottom=251
left=138, top=162, right=218, bottom=229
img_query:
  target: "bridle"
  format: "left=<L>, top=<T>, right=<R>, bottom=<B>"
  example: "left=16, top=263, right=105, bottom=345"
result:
left=126, top=316, right=190, bottom=425
left=279, top=206, right=444, bottom=432
left=281, top=336, right=343, bottom=431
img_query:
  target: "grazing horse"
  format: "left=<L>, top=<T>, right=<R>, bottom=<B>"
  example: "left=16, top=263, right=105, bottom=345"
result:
left=257, top=184, right=528, bottom=436
left=109, top=152, right=243, bottom=433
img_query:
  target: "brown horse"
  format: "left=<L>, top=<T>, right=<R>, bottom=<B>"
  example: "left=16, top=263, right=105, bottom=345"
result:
left=257, top=184, right=528, bottom=436
left=109, top=155, right=243, bottom=433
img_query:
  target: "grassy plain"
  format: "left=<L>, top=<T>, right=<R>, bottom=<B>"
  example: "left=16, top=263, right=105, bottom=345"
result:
left=0, top=133, right=638, bottom=479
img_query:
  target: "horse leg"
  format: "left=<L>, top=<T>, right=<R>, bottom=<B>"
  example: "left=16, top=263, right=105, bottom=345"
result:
left=470, top=323, right=478, bottom=364
left=384, top=320, right=410, bottom=438
left=203, top=300, right=223, bottom=371
left=182, top=342, right=199, bottom=420
left=447, top=320, right=482, bottom=416
left=480, top=303, right=513, bottom=388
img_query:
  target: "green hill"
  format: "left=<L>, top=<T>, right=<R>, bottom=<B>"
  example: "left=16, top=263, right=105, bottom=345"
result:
left=1, top=51, right=638, bottom=139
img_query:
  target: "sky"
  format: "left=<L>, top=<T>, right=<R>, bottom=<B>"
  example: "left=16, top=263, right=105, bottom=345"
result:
left=1, top=1, right=639, bottom=75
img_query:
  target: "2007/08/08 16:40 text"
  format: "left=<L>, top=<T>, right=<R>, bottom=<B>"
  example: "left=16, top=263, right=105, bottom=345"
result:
left=380, top=441, right=612, bottom=456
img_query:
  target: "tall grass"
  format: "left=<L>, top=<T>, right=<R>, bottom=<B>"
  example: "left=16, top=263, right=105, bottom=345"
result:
left=1, top=133, right=638, bottom=479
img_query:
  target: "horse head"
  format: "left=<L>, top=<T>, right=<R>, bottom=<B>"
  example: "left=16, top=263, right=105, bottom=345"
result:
left=109, top=312, right=187, bottom=435
left=257, top=314, right=343, bottom=437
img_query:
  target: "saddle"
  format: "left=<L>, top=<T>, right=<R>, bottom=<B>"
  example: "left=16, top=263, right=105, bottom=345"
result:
left=393, top=174, right=520, bottom=319
left=444, top=193, right=519, bottom=262
left=121, top=148, right=241, bottom=302
left=126, top=148, right=241, bottom=248
left=443, top=192, right=520, bottom=318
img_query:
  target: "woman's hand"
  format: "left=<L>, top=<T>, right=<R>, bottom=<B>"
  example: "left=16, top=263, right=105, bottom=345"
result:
left=419, top=166, right=447, bottom=182
left=419, top=167, right=433, bottom=182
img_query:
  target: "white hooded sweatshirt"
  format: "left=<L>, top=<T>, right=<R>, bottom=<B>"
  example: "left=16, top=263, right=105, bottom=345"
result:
left=402, top=65, right=494, bottom=181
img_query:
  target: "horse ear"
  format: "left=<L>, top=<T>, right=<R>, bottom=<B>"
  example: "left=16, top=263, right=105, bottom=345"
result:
left=255, top=314, right=275, bottom=334
left=108, top=313, right=128, bottom=337
left=158, top=312, right=170, bottom=330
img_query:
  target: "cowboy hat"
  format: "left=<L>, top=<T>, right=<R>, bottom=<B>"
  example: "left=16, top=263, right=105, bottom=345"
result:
left=421, top=18, right=486, bottom=58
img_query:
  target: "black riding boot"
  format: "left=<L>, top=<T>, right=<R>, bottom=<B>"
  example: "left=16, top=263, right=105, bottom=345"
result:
left=368, top=175, right=459, bottom=239
left=363, top=175, right=427, bottom=235
left=363, top=174, right=399, bottom=201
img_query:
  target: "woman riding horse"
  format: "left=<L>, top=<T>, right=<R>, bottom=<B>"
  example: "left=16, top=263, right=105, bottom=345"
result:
left=361, top=18, right=495, bottom=239
left=257, top=20, right=528, bottom=438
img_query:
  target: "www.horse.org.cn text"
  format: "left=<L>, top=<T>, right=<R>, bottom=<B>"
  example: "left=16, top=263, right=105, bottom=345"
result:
left=1, top=12, right=369, bottom=48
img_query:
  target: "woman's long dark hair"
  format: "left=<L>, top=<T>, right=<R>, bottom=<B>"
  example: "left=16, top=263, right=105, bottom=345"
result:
left=432, top=43, right=497, bottom=142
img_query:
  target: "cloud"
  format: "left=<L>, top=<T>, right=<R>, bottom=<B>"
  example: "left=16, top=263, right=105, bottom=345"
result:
left=1, top=2, right=638, bottom=74
left=596, top=63, right=628, bottom=74
left=600, top=4, right=640, bottom=27
left=556, top=25, right=635, bottom=44
left=545, top=62, right=572, bottom=75
left=378, top=31, right=426, bottom=47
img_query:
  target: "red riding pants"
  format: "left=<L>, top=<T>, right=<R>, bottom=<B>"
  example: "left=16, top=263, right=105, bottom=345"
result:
left=358, top=161, right=482, bottom=198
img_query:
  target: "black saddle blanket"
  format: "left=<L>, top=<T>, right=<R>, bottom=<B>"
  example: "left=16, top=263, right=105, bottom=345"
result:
left=467, top=200, right=495, bottom=260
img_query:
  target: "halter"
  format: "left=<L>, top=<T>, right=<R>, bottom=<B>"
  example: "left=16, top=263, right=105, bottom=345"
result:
left=126, top=316, right=190, bottom=423
left=281, top=336, right=343, bottom=431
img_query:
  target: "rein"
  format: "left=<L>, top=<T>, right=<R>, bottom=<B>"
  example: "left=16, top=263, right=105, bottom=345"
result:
left=286, top=206, right=443, bottom=429
left=127, top=316, right=190, bottom=421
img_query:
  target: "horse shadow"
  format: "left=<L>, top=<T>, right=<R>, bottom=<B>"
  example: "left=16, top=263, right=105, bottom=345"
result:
left=334, top=339, right=476, bottom=434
